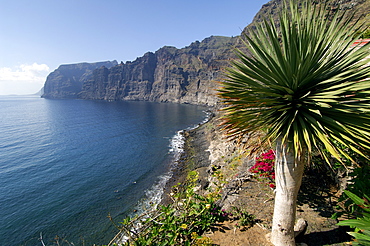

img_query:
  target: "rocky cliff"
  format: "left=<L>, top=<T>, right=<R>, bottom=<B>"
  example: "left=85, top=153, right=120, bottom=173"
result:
left=42, top=36, right=239, bottom=105
left=246, top=0, right=369, bottom=32
left=42, top=61, right=118, bottom=99
left=41, top=0, right=370, bottom=105
left=77, top=36, right=239, bottom=105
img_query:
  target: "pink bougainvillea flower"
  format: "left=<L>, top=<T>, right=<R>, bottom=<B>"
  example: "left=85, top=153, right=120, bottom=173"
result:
left=249, top=150, right=275, bottom=188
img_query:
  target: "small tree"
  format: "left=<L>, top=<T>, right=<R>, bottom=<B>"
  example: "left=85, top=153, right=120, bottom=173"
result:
left=218, top=0, right=370, bottom=245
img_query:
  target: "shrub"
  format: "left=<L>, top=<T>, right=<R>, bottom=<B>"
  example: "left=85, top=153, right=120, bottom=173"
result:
left=337, top=190, right=370, bottom=245
left=333, top=166, right=370, bottom=220
left=249, top=149, right=276, bottom=188
left=107, top=168, right=257, bottom=245
left=232, top=207, right=256, bottom=229
left=334, top=166, right=370, bottom=245
left=109, top=171, right=226, bottom=245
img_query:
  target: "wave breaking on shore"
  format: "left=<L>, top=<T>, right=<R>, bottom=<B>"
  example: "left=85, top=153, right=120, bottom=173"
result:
left=145, top=109, right=213, bottom=208
left=112, top=110, right=213, bottom=244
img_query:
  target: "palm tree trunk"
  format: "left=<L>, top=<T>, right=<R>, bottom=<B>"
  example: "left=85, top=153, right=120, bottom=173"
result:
left=270, top=138, right=305, bottom=246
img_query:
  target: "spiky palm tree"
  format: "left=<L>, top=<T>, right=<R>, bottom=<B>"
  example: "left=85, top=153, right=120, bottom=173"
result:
left=218, top=0, right=370, bottom=245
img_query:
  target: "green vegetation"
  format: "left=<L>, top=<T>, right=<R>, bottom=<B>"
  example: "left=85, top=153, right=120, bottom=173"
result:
left=219, top=1, right=370, bottom=162
left=107, top=170, right=253, bottom=246
left=107, top=171, right=222, bottom=245
left=331, top=165, right=370, bottom=245
left=232, top=207, right=256, bottom=229
left=354, top=26, right=370, bottom=39
left=218, top=0, right=370, bottom=244
left=109, top=0, right=370, bottom=244
left=337, top=189, right=370, bottom=245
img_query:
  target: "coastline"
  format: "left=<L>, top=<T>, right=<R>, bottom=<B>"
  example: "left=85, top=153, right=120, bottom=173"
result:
left=111, top=109, right=350, bottom=246
left=110, top=109, right=215, bottom=244
left=160, top=115, right=350, bottom=246
left=160, top=108, right=253, bottom=209
left=158, top=112, right=349, bottom=246
left=161, top=113, right=214, bottom=205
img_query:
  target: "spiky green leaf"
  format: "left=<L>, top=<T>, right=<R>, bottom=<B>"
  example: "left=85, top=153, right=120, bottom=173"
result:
left=218, top=0, right=370, bottom=163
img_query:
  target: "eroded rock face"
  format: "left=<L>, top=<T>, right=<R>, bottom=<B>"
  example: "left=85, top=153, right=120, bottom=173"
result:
left=244, top=0, right=370, bottom=34
left=42, top=36, right=238, bottom=105
left=78, top=36, right=237, bottom=106
left=41, top=36, right=236, bottom=105
left=42, top=61, right=118, bottom=99
left=41, top=0, right=370, bottom=105
left=79, top=52, right=157, bottom=101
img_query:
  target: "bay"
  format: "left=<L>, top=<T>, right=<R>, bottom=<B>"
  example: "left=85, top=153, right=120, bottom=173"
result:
left=0, top=96, right=207, bottom=245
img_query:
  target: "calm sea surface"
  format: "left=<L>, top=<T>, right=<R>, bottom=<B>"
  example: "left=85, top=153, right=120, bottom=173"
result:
left=0, top=96, right=207, bottom=245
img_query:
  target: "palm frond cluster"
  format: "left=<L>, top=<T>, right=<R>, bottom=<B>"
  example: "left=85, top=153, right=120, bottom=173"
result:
left=219, top=0, right=370, bottom=163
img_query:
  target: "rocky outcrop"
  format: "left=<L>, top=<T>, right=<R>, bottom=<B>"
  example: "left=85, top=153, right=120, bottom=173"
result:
left=244, top=0, right=370, bottom=34
left=42, top=36, right=238, bottom=105
left=79, top=52, right=157, bottom=101
left=42, top=61, right=118, bottom=99
left=41, top=0, right=370, bottom=105
left=78, top=36, right=238, bottom=105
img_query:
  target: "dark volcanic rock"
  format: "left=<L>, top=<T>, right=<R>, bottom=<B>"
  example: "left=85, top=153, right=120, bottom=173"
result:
left=79, top=52, right=157, bottom=101
left=41, top=0, right=370, bottom=105
left=78, top=36, right=238, bottom=105
left=244, top=0, right=370, bottom=34
left=42, top=61, right=118, bottom=99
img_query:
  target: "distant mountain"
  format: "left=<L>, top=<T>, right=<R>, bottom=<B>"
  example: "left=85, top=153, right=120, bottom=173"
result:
left=41, top=0, right=370, bottom=105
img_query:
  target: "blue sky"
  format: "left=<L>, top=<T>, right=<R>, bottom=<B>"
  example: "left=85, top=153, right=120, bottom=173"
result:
left=0, top=0, right=268, bottom=95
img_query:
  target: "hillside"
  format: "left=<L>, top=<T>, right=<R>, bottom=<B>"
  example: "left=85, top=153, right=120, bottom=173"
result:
left=246, top=0, right=370, bottom=31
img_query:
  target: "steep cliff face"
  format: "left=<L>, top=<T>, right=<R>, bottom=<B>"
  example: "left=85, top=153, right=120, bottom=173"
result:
left=42, top=36, right=236, bottom=105
left=42, top=0, right=369, bottom=105
left=78, top=36, right=237, bottom=105
left=79, top=52, right=157, bottom=101
left=42, top=61, right=118, bottom=99
left=151, top=36, right=238, bottom=105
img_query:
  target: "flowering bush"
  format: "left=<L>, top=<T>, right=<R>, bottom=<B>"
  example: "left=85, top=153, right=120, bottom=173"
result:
left=111, top=171, right=226, bottom=245
left=249, top=149, right=275, bottom=188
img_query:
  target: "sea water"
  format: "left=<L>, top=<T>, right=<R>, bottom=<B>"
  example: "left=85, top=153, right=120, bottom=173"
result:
left=0, top=95, right=208, bottom=245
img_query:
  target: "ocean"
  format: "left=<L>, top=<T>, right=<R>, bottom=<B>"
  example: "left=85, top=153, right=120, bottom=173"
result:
left=0, top=95, right=208, bottom=245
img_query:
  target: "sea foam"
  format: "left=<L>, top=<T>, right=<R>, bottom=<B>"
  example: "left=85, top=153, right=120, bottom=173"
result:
left=113, top=110, right=212, bottom=244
